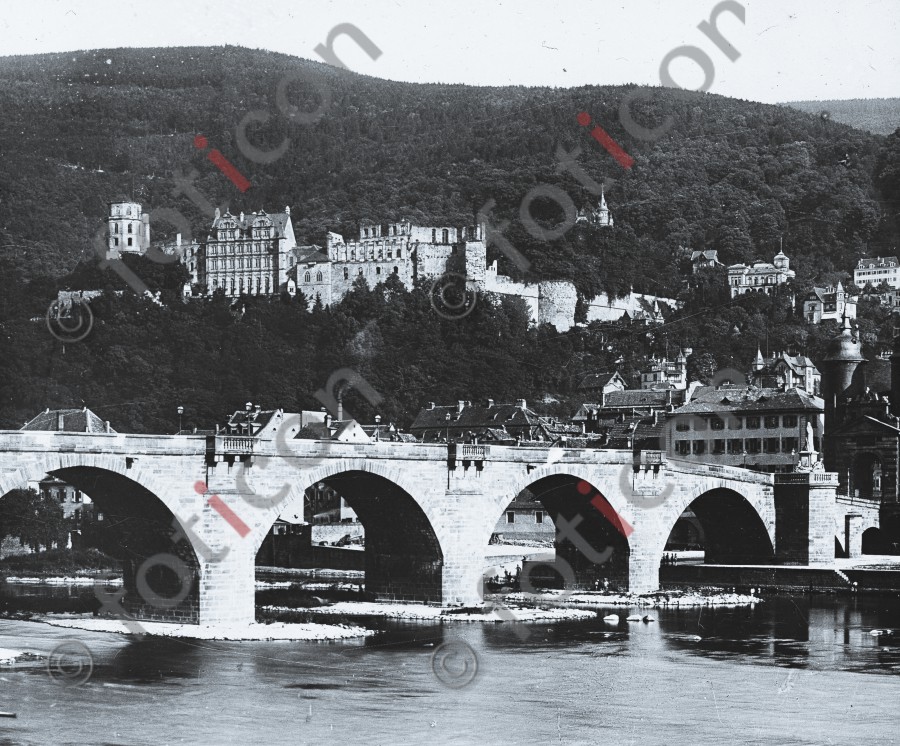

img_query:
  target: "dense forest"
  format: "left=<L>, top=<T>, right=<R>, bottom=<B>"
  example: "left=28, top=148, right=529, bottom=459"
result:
left=0, top=46, right=899, bottom=433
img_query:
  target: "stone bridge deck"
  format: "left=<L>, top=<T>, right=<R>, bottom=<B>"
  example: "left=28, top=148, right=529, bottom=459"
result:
left=0, top=430, right=865, bottom=626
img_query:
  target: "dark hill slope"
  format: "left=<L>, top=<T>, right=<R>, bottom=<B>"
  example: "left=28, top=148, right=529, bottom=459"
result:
left=0, top=46, right=894, bottom=298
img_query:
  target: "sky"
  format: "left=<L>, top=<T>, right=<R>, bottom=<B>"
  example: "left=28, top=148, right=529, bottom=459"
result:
left=1, top=0, right=899, bottom=104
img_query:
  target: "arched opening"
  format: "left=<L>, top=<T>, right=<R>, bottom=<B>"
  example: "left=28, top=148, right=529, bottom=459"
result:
left=862, top=526, right=886, bottom=555
left=660, top=489, right=774, bottom=576
left=255, top=470, right=443, bottom=604
left=1, top=467, right=201, bottom=623
left=852, top=453, right=882, bottom=499
left=491, top=475, right=631, bottom=592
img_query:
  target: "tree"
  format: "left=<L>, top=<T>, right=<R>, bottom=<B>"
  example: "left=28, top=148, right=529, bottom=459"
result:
left=0, top=488, right=68, bottom=551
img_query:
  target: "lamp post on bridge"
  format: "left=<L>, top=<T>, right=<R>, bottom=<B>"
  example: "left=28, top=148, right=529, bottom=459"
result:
left=177, top=405, right=184, bottom=434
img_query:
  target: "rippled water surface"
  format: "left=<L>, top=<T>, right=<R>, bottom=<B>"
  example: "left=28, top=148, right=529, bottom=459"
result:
left=1, top=592, right=898, bottom=745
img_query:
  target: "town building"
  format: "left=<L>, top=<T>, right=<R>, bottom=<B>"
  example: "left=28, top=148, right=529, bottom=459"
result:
left=854, top=256, right=900, bottom=290
left=727, top=250, right=795, bottom=298
left=750, top=350, right=821, bottom=396
left=409, top=400, right=581, bottom=444
left=577, top=371, right=628, bottom=399
left=640, top=349, right=691, bottom=390
left=21, top=407, right=115, bottom=434
left=690, top=249, right=724, bottom=273
left=802, top=283, right=858, bottom=324
left=664, top=385, right=824, bottom=473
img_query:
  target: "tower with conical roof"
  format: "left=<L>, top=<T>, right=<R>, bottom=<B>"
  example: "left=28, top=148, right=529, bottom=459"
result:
left=821, top=312, right=867, bottom=469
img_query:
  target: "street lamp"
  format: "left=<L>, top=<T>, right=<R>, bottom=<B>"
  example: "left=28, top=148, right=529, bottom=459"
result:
left=177, top=405, right=184, bottom=434
left=445, top=411, right=451, bottom=443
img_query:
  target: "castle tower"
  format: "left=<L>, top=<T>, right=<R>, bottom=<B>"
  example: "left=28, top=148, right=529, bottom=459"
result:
left=593, top=186, right=614, bottom=228
left=821, top=313, right=867, bottom=470
left=108, top=201, right=149, bottom=256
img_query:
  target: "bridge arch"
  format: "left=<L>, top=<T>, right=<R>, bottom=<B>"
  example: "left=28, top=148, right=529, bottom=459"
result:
left=0, top=457, right=202, bottom=622
left=488, top=465, right=633, bottom=592
left=654, top=486, right=776, bottom=575
left=249, top=459, right=444, bottom=603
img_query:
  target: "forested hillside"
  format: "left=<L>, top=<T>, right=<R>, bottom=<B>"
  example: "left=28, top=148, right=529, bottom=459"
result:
left=1, top=46, right=899, bottom=433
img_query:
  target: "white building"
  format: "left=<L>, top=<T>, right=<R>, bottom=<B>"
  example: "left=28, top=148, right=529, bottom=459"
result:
left=802, top=283, right=858, bottom=324
left=727, top=250, right=795, bottom=298
left=854, top=256, right=900, bottom=290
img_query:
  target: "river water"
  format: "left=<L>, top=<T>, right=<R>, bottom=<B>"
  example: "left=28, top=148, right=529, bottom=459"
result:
left=0, top=589, right=898, bottom=745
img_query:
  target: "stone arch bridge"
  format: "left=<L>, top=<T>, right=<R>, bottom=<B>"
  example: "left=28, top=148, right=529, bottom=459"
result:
left=0, top=431, right=868, bottom=626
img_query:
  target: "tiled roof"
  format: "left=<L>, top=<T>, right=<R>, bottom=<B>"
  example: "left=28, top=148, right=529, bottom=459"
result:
left=410, top=402, right=542, bottom=431
left=292, top=245, right=329, bottom=264
left=856, top=256, right=899, bottom=269
left=600, top=389, right=687, bottom=409
left=578, top=372, right=621, bottom=390
left=21, top=408, right=115, bottom=433
left=674, top=387, right=822, bottom=414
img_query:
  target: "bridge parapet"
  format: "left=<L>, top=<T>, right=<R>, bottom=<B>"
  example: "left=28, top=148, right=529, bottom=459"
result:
left=774, top=472, right=839, bottom=486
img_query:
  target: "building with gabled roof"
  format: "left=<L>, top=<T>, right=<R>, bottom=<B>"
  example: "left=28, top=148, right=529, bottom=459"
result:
left=751, top=350, right=821, bottom=395
left=577, top=371, right=628, bottom=398
left=690, top=249, right=724, bottom=273
left=802, top=283, right=857, bottom=324
left=21, top=407, right=115, bottom=434
left=409, top=399, right=554, bottom=443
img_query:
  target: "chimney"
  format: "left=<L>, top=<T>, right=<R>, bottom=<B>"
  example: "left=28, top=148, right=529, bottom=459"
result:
left=105, top=421, right=111, bottom=432
left=57, top=412, right=64, bottom=430
left=457, top=400, right=466, bottom=413
left=176, top=232, right=182, bottom=247
left=516, top=399, right=527, bottom=409
left=337, top=392, right=343, bottom=421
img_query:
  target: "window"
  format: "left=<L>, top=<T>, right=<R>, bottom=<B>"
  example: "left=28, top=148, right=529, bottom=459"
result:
left=729, top=417, right=742, bottom=430
left=304, top=272, right=311, bottom=283
left=764, top=415, right=779, bottom=429
left=114, top=224, right=119, bottom=234
left=676, top=441, right=691, bottom=455
left=764, top=438, right=780, bottom=453
left=359, top=268, right=363, bottom=275
left=506, top=511, right=515, bottom=524
left=393, top=266, right=399, bottom=274
left=432, top=229, right=437, bottom=243
left=74, top=490, right=82, bottom=503
left=746, top=416, right=760, bottom=429
left=128, top=224, right=133, bottom=234
left=442, top=228, right=449, bottom=244
left=675, top=420, right=690, bottom=432
left=783, top=415, right=798, bottom=428
left=376, top=267, right=382, bottom=276
left=783, top=437, right=797, bottom=452
left=692, top=440, right=706, bottom=455
left=693, top=418, right=707, bottom=431
left=713, top=439, right=725, bottom=454
left=728, top=439, right=743, bottom=454
left=535, top=511, right=544, bottom=524
left=397, top=248, right=402, bottom=259
left=316, top=271, right=323, bottom=282
left=343, top=268, right=349, bottom=280
left=127, top=237, right=133, bottom=247
left=711, top=417, right=725, bottom=431
left=746, top=438, right=761, bottom=454
left=113, top=237, right=119, bottom=247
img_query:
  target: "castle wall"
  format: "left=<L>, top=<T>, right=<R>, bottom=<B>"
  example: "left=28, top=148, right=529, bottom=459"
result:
left=537, top=281, right=578, bottom=332
left=585, top=292, right=677, bottom=323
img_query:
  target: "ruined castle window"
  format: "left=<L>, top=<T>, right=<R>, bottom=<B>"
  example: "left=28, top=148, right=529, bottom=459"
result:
left=393, top=266, right=399, bottom=274
left=442, top=229, right=449, bottom=244
left=127, top=237, right=133, bottom=246
left=316, top=271, right=323, bottom=282
left=344, top=268, right=349, bottom=280
left=265, top=278, right=270, bottom=293
left=432, top=229, right=436, bottom=243
left=397, top=248, right=402, bottom=258
left=128, top=224, right=133, bottom=234
left=376, top=267, right=382, bottom=276
left=304, top=272, right=311, bottom=283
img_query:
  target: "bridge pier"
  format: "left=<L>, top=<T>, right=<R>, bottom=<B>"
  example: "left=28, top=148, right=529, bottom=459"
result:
left=774, top=473, right=838, bottom=566
left=199, top=542, right=256, bottom=626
